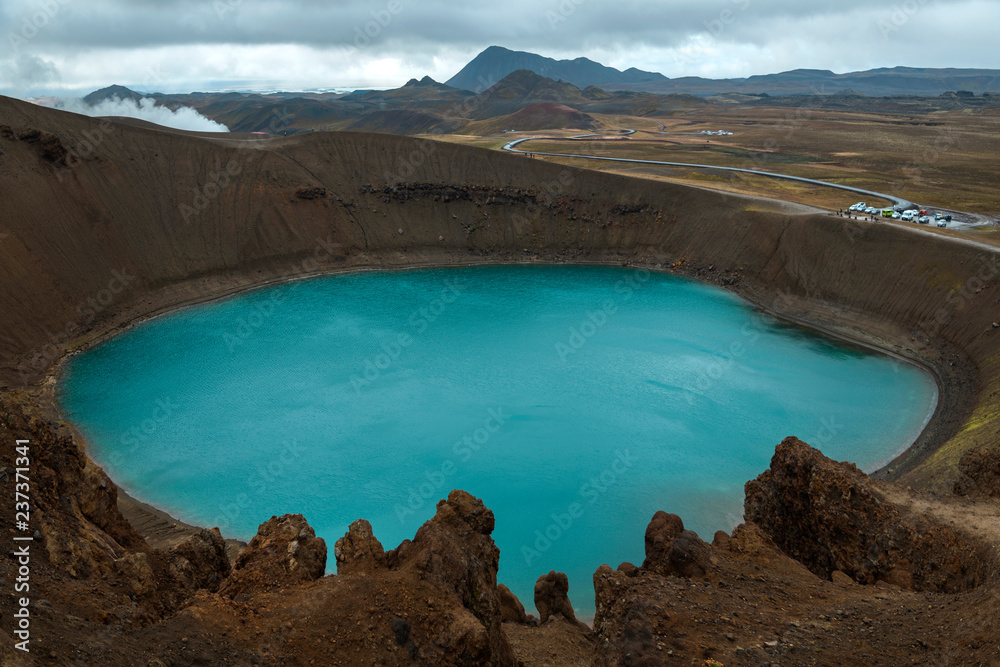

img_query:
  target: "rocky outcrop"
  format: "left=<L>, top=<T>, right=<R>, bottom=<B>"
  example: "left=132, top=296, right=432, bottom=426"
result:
left=642, top=511, right=712, bottom=580
left=8, top=125, right=69, bottom=163
left=954, top=444, right=1000, bottom=498
left=746, top=436, right=994, bottom=592
left=334, top=518, right=386, bottom=574
left=220, top=514, right=327, bottom=600
left=0, top=393, right=147, bottom=586
left=295, top=185, right=327, bottom=200
left=388, top=490, right=518, bottom=665
left=592, top=564, right=671, bottom=666
left=167, top=528, right=231, bottom=593
left=497, top=583, right=528, bottom=623
left=534, top=570, right=580, bottom=624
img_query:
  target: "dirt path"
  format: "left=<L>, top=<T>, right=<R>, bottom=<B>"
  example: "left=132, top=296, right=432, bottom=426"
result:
left=879, top=483, right=1000, bottom=549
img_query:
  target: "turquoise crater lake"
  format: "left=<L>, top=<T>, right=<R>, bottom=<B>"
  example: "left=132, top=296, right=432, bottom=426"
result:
left=58, top=266, right=937, bottom=617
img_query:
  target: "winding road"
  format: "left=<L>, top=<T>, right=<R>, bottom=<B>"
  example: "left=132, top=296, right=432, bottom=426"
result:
left=502, top=136, right=914, bottom=209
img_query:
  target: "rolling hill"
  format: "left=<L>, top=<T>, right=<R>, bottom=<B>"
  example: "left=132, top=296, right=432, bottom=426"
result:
left=465, top=102, right=598, bottom=135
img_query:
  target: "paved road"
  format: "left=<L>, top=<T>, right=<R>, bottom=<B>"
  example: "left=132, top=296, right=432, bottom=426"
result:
left=502, top=136, right=913, bottom=209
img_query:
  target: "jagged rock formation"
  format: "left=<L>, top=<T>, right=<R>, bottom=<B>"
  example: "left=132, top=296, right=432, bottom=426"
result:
left=167, top=527, right=231, bottom=592
left=533, top=570, right=580, bottom=625
left=642, top=511, right=713, bottom=580
left=590, top=443, right=1000, bottom=665
left=745, top=437, right=995, bottom=592
left=387, top=490, right=518, bottom=665
left=497, top=584, right=528, bottom=624
left=219, top=514, right=327, bottom=600
left=334, top=518, right=387, bottom=573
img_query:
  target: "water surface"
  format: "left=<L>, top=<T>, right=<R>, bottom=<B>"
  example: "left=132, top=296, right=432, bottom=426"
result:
left=59, top=266, right=937, bottom=617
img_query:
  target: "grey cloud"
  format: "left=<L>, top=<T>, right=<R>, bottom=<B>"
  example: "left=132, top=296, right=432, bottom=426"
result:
left=0, top=53, right=60, bottom=87
left=0, top=0, right=995, bottom=94
left=1, top=0, right=972, bottom=52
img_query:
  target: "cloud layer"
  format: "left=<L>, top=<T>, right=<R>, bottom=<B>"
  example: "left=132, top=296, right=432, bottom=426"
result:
left=1, top=0, right=998, bottom=95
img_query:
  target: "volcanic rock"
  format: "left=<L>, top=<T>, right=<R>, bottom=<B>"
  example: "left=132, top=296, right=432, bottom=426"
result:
left=388, top=490, right=517, bottom=664
left=497, top=583, right=528, bottom=623
left=295, top=186, right=326, bottom=200
left=534, top=570, right=581, bottom=625
left=643, top=510, right=684, bottom=564
left=220, top=513, right=327, bottom=600
left=642, top=511, right=712, bottom=580
left=592, top=564, right=666, bottom=667
left=167, top=528, right=231, bottom=592
left=334, top=518, right=386, bottom=574
left=745, top=436, right=994, bottom=592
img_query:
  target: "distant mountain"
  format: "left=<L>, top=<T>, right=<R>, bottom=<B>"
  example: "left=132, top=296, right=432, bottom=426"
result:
left=341, top=76, right=473, bottom=106
left=464, top=70, right=707, bottom=119
left=447, top=48, right=1000, bottom=96
left=83, top=85, right=147, bottom=105
left=464, top=69, right=590, bottom=119
left=446, top=46, right=666, bottom=92
left=599, top=66, right=1000, bottom=96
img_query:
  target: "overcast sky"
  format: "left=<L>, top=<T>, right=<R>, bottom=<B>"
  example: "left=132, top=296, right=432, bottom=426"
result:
left=2, top=0, right=999, bottom=97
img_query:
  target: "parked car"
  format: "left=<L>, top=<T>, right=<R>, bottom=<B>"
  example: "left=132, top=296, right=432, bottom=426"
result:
left=851, top=202, right=866, bottom=211
left=892, top=212, right=901, bottom=219
left=901, top=211, right=917, bottom=221
left=865, top=207, right=878, bottom=214
left=918, top=216, right=931, bottom=224
left=937, top=220, right=948, bottom=228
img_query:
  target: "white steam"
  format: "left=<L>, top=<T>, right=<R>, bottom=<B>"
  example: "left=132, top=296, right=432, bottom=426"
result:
left=52, top=96, right=230, bottom=133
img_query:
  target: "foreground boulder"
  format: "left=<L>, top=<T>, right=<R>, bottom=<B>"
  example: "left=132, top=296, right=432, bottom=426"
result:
left=745, top=436, right=994, bottom=592
left=388, top=490, right=518, bottom=665
left=334, top=518, right=386, bottom=574
left=220, top=513, right=327, bottom=599
left=534, top=570, right=581, bottom=624
left=498, top=583, right=528, bottom=623
left=167, top=527, right=231, bottom=593
left=642, top=511, right=712, bottom=580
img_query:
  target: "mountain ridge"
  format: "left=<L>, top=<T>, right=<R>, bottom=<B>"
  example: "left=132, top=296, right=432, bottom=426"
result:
left=447, top=46, right=1000, bottom=96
